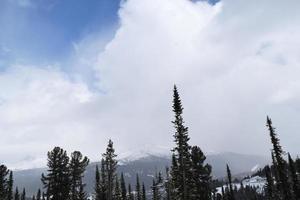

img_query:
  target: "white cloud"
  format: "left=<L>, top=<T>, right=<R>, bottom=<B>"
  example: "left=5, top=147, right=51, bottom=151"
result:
left=1, top=0, right=300, bottom=168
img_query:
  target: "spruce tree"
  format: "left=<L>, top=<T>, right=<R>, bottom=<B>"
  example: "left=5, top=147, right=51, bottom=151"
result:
left=100, top=159, right=107, bottom=200
left=226, top=165, right=235, bottom=200
left=36, top=189, right=41, bottom=200
left=102, top=140, right=118, bottom=200
left=114, top=176, right=122, bottom=200
left=0, top=165, right=9, bottom=200
left=265, top=165, right=274, bottom=200
left=171, top=85, right=192, bottom=200
left=94, top=165, right=102, bottom=200
left=128, top=184, right=134, bottom=200
left=21, top=188, right=26, bottom=200
left=266, top=117, right=292, bottom=200
left=41, top=147, right=70, bottom=200
left=190, top=146, right=212, bottom=199
left=7, top=171, right=13, bottom=200
left=142, top=183, right=146, bottom=200
left=69, top=151, right=89, bottom=200
left=136, top=174, right=142, bottom=200
left=14, top=187, right=20, bottom=200
left=152, top=179, right=158, bottom=200
left=164, top=167, right=172, bottom=200
left=288, top=153, right=300, bottom=199
left=120, top=173, right=127, bottom=200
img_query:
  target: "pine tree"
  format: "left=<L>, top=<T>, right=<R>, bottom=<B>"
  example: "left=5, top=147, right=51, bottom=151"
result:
left=266, top=117, right=292, bottom=200
left=288, top=153, right=300, bottom=199
left=102, top=140, right=118, bottom=200
left=36, top=189, right=41, bottom=200
left=226, top=165, right=235, bottom=200
left=14, top=187, right=20, bottom=200
left=128, top=184, right=134, bottom=200
left=95, top=165, right=102, bottom=200
left=152, top=179, right=158, bottom=200
left=171, top=85, right=192, bottom=200
left=120, top=173, right=127, bottom=200
left=21, top=188, right=26, bottom=200
left=164, top=167, right=172, bottom=200
left=136, top=174, right=142, bottom=200
left=0, top=165, right=9, bottom=200
left=69, top=151, right=89, bottom=200
left=41, top=147, right=70, bottom=200
left=100, top=159, right=107, bottom=200
left=7, top=171, right=13, bottom=200
left=142, top=183, right=146, bottom=200
left=114, top=175, right=122, bottom=200
left=190, top=146, right=212, bottom=199
left=265, top=165, right=274, bottom=200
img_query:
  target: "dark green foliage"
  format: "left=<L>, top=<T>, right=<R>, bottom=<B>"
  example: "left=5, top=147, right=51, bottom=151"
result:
left=288, top=153, right=300, bottom=199
left=265, top=165, right=275, bottom=200
left=120, top=173, right=127, bottom=200
left=266, top=117, right=292, bottom=200
left=114, top=175, right=122, bottom=200
left=14, top=187, right=20, bottom=200
left=136, top=174, right=142, bottom=200
left=142, top=183, right=146, bottom=200
left=21, top=188, right=26, bottom=200
left=0, top=165, right=10, bottom=200
left=190, top=146, right=212, bottom=200
left=128, top=184, right=134, bottom=200
left=94, top=165, right=102, bottom=200
left=7, top=171, right=13, bottom=200
left=41, top=147, right=70, bottom=200
left=102, top=140, right=118, bottom=200
left=226, top=165, right=235, bottom=200
left=36, top=189, right=41, bottom=200
left=171, top=85, right=193, bottom=200
left=69, top=151, right=89, bottom=200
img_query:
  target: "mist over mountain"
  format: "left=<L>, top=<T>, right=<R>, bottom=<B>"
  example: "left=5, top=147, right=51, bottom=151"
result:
left=13, top=152, right=269, bottom=196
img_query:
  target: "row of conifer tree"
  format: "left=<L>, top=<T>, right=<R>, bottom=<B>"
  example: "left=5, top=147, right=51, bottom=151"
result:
left=0, top=86, right=299, bottom=200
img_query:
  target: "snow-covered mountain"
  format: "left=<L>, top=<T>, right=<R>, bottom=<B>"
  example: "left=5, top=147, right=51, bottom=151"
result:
left=13, top=152, right=269, bottom=196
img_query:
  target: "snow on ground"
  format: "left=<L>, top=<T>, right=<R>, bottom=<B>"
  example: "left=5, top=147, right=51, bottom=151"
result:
left=216, top=176, right=266, bottom=194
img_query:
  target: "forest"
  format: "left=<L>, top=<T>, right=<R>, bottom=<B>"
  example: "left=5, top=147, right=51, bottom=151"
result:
left=0, top=86, right=299, bottom=200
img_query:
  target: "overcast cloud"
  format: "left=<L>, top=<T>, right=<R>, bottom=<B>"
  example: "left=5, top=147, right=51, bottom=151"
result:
left=0, top=0, right=300, bottom=169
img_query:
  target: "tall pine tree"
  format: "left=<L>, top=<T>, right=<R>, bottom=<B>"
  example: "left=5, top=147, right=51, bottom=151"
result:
left=41, top=147, right=70, bottom=200
left=171, top=85, right=193, bottom=200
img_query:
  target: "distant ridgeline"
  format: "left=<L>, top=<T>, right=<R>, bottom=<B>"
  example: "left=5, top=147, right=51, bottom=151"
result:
left=1, top=86, right=299, bottom=200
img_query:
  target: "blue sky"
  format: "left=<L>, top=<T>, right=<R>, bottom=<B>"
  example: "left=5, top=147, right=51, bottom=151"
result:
left=0, top=0, right=120, bottom=69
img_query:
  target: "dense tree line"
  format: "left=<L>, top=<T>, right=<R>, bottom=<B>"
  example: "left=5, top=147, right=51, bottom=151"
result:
left=1, top=86, right=300, bottom=200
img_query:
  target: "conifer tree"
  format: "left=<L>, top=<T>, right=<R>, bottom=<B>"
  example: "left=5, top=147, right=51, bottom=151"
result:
left=226, top=165, right=235, bottom=200
left=171, top=85, right=192, bottom=200
left=94, top=165, right=102, bottom=200
left=152, top=179, right=159, bottom=200
left=266, top=117, right=292, bottom=200
left=69, top=151, right=89, bottom=200
left=100, top=159, right=107, bottom=200
left=41, top=147, right=70, bottom=200
left=164, top=167, right=172, bottom=200
left=21, top=188, right=26, bottom=200
left=190, top=146, right=212, bottom=200
left=102, top=140, right=118, bottom=200
left=142, top=183, right=146, bottom=200
left=14, top=187, right=20, bottom=200
left=288, top=153, right=300, bottom=199
left=36, top=189, right=41, bottom=200
left=128, top=184, right=134, bottom=200
left=0, top=165, right=9, bottom=200
left=114, top=176, right=122, bottom=200
left=7, top=171, right=13, bottom=200
left=120, top=173, right=127, bottom=200
left=265, top=165, right=274, bottom=200
left=136, top=174, right=142, bottom=200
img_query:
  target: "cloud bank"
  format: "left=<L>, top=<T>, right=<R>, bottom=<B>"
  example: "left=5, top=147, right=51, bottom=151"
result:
left=0, top=0, right=300, bottom=168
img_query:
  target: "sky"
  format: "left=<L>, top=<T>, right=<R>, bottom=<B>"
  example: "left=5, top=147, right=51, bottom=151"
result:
left=0, top=0, right=300, bottom=169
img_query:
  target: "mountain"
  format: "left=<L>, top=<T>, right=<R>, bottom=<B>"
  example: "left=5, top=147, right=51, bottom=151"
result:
left=13, top=152, right=269, bottom=196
